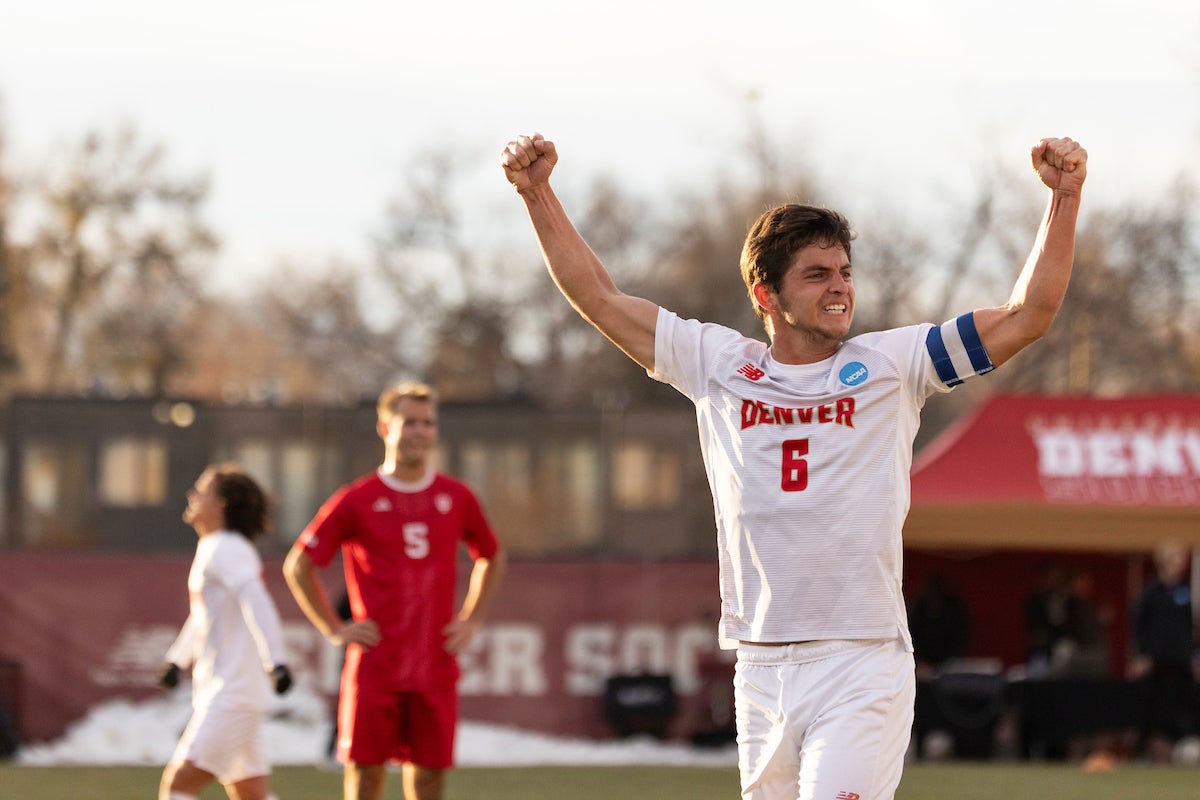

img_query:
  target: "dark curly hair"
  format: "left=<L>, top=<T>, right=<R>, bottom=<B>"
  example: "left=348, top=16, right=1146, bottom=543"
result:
left=208, top=462, right=272, bottom=541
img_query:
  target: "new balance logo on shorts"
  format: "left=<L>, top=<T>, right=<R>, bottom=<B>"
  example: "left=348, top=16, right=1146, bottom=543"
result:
left=835, top=792, right=860, bottom=800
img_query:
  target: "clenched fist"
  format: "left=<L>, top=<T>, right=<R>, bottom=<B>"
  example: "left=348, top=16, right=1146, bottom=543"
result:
left=1032, top=137, right=1087, bottom=196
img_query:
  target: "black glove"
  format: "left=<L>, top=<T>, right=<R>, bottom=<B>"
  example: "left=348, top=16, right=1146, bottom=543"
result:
left=271, top=664, right=293, bottom=695
left=158, top=662, right=181, bottom=690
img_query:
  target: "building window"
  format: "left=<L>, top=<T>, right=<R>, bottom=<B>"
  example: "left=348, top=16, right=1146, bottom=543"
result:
left=0, top=442, right=6, bottom=546
left=540, top=441, right=602, bottom=552
left=99, top=437, right=168, bottom=507
left=277, top=442, right=320, bottom=544
left=20, top=440, right=90, bottom=547
left=612, top=441, right=681, bottom=511
left=219, top=441, right=273, bottom=490
left=459, top=440, right=535, bottom=554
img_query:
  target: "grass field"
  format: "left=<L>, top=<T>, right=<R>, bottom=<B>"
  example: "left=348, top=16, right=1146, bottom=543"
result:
left=3, top=762, right=1200, bottom=799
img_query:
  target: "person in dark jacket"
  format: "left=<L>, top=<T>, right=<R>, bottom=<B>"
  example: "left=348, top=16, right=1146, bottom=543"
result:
left=1130, top=543, right=1199, bottom=763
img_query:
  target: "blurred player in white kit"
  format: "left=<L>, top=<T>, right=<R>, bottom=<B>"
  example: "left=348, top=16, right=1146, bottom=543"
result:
left=158, top=463, right=294, bottom=800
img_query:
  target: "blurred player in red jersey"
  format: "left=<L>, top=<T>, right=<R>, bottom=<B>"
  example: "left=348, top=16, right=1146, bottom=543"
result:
left=159, top=463, right=293, bottom=800
left=502, top=133, right=1086, bottom=799
left=283, top=382, right=506, bottom=800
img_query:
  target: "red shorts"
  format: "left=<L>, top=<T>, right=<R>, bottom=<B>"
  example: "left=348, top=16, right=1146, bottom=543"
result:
left=337, top=678, right=458, bottom=769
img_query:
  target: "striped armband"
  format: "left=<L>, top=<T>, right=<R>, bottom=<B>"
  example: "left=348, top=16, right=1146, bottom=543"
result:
left=925, top=312, right=994, bottom=387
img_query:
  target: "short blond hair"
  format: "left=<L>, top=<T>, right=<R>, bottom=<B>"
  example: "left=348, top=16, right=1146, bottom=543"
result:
left=376, top=382, right=438, bottom=422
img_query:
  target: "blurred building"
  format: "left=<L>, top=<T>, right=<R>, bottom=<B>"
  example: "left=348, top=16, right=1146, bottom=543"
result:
left=0, top=393, right=713, bottom=560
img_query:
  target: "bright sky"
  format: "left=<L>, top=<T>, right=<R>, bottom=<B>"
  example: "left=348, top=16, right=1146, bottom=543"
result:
left=1, top=1, right=1197, bottom=288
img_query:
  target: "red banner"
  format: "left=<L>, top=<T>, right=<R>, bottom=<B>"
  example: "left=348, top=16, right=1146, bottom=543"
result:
left=0, top=554, right=734, bottom=744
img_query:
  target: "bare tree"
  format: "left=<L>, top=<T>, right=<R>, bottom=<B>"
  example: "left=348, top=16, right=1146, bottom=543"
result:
left=373, top=147, right=533, bottom=400
left=848, top=212, right=931, bottom=335
left=18, top=126, right=214, bottom=395
left=934, top=174, right=1200, bottom=396
left=510, top=175, right=667, bottom=406
left=255, top=261, right=412, bottom=402
left=0, top=117, right=22, bottom=387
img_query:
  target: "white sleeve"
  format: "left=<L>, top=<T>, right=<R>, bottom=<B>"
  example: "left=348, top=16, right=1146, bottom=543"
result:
left=236, top=578, right=288, bottom=671
left=651, top=307, right=749, bottom=400
left=165, top=614, right=198, bottom=667
left=237, top=578, right=289, bottom=671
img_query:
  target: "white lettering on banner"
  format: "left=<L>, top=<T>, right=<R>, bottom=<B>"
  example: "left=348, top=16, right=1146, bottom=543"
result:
left=563, top=622, right=723, bottom=696
left=90, top=625, right=179, bottom=687
left=673, top=624, right=719, bottom=694
left=91, top=622, right=341, bottom=691
left=91, top=620, right=726, bottom=699
left=563, top=625, right=615, bottom=696
left=622, top=624, right=671, bottom=674
left=1030, top=419, right=1200, bottom=504
left=458, top=623, right=547, bottom=696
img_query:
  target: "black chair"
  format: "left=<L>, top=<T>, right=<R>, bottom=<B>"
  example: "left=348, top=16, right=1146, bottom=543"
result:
left=604, top=673, right=678, bottom=739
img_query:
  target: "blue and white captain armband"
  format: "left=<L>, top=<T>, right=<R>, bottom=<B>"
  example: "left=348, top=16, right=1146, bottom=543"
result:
left=926, top=313, right=994, bottom=387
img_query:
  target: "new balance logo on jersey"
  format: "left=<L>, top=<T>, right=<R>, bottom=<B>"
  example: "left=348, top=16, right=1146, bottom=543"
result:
left=736, top=363, right=765, bottom=381
left=835, top=793, right=860, bottom=800
left=372, top=497, right=392, bottom=512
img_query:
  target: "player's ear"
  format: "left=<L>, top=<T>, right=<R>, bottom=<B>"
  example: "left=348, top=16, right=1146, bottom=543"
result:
left=752, top=282, right=775, bottom=315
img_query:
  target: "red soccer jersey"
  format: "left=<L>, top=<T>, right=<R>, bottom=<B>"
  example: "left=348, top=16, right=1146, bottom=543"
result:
left=296, top=469, right=500, bottom=691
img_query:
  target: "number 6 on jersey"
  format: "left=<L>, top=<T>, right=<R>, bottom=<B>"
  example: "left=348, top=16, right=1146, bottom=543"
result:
left=782, top=439, right=809, bottom=492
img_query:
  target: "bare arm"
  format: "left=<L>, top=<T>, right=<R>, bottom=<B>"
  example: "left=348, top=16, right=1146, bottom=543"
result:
left=443, top=549, right=508, bottom=654
left=973, top=137, right=1088, bottom=367
left=502, top=133, right=660, bottom=371
left=282, top=547, right=379, bottom=648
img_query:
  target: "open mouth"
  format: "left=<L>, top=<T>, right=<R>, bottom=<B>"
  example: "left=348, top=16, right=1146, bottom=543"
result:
left=823, top=304, right=847, bottom=314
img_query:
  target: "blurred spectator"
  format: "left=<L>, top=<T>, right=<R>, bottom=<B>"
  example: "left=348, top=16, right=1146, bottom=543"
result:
left=1130, top=543, right=1199, bottom=764
left=1049, top=569, right=1111, bottom=679
left=1024, top=561, right=1072, bottom=676
left=1051, top=569, right=1119, bottom=765
left=909, top=573, right=970, bottom=679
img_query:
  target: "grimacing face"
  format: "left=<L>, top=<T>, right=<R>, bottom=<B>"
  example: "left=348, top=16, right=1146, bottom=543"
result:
left=761, top=243, right=854, bottom=345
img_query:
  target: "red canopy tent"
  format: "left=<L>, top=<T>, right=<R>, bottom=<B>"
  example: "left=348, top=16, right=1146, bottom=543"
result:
left=905, top=393, right=1200, bottom=552
left=901, top=393, right=1200, bottom=674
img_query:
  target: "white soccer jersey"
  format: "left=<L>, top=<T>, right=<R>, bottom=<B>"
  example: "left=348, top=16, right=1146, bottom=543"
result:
left=651, top=308, right=993, bottom=648
left=166, top=531, right=287, bottom=711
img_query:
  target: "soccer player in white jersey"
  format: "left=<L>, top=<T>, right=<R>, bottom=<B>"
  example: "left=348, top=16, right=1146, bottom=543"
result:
left=158, top=463, right=294, bottom=800
left=502, top=132, right=1086, bottom=799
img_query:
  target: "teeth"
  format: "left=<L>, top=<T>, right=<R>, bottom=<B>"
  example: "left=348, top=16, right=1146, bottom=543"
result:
left=824, top=304, right=846, bottom=313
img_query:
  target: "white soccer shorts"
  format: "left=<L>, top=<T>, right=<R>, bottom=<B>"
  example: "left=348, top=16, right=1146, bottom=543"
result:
left=170, top=703, right=270, bottom=786
left=735, top=638, right=915, bottom=800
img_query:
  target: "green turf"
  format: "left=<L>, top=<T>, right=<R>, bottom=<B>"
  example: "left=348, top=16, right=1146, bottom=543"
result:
left=2, top=762, right=1199, bottom=799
